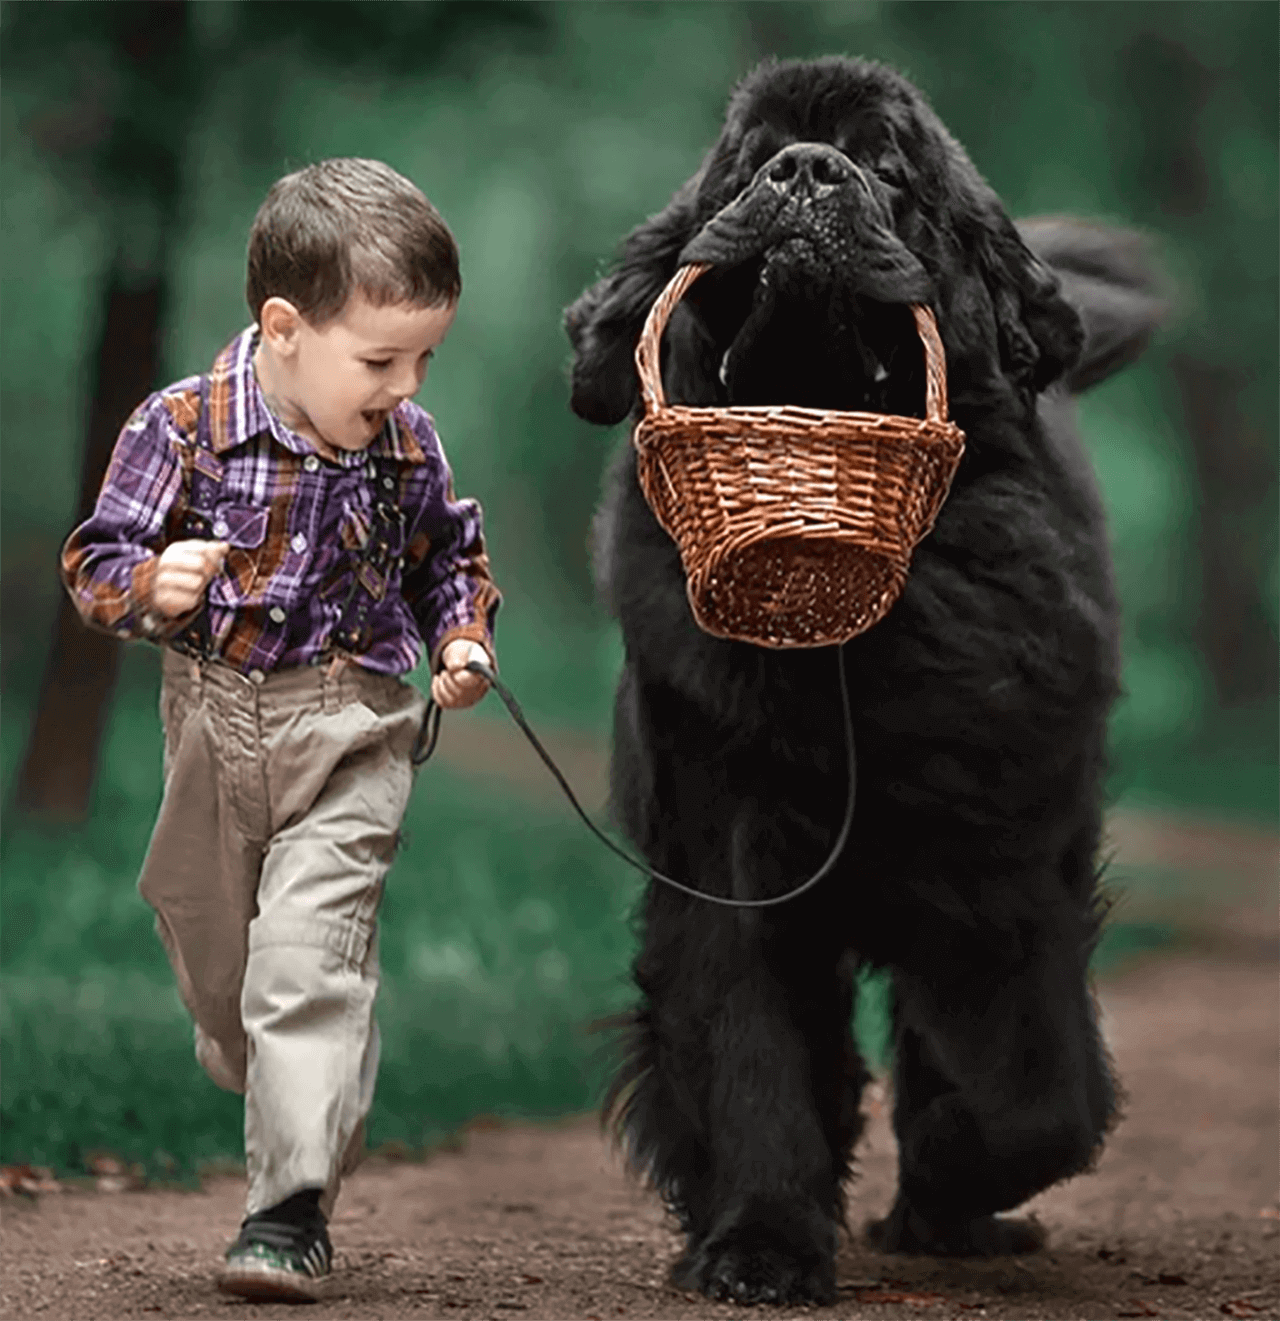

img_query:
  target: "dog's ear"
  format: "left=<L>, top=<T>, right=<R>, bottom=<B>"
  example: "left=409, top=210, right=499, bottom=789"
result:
left=1017, top=216, right=1168, bottom=394
left=565, top=178, right=700, bottom=425
left=973, top=206, right=1085, bottom=395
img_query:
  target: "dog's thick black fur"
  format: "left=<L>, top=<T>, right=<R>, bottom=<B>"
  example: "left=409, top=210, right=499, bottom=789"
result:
left=566, top=57, right=1165, bottom=1306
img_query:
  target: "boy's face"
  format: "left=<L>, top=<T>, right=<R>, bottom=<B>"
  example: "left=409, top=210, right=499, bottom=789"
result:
left=257, top=292, right=457, bottom=453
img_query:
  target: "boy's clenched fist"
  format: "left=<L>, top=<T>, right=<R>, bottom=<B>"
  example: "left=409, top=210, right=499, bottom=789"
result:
left=155, top=539, right=230, bottom=617
left=432, top=639, right=491, bottom=710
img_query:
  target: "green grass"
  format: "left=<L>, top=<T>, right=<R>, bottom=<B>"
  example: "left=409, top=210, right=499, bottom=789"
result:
left=0, top=662, right=1204, bottom=1179
left=1, top=670, right=643, bottom=1174
left=0, top=922, right=1172, bottom=1178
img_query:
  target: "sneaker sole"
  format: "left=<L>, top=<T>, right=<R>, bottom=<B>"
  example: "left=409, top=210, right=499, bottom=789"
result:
left=218, top=1259, right=326, bottom=1303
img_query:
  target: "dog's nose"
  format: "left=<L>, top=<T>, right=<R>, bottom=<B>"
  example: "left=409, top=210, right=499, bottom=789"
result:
left=763, top=143, right=855, bottom=194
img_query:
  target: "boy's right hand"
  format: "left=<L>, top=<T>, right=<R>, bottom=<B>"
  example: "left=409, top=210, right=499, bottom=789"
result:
left=154, top=540, right=230, bottom=617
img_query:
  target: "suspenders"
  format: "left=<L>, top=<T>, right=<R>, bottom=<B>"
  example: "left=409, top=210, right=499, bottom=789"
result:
left=169, top=375, right=405, bottom=664
left=331, top=454, right=406, bottom=654
left=171, top=374, right=219, bottom=660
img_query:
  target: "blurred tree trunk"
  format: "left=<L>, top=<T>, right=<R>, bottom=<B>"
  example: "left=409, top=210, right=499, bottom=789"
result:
left=1172, top=357, right=1278, bottom=709
left=14, top=0, right=189, bottom=820
left=1122, top=29, right=1279, bottom=714
left=15, top=274, right=167, bottom=818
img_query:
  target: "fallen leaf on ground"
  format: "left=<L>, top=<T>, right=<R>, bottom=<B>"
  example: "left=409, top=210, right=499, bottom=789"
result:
left=855, top=1289, right=948, bottom=1307
left=87, top=1153, right=145, bottom=1193
left=0, top=1165, right=62, bottom=1196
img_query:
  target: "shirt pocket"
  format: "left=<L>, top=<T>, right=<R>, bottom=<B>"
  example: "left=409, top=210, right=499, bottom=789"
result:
left=211, top=502, right=269, bottom=550
left=206, top=500, right=273, bottom=607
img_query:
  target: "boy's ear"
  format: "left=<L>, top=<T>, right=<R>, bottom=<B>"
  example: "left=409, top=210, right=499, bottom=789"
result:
left=565, top=179, right=701, bottom=426
left=258, top=297, right=304, bottom=355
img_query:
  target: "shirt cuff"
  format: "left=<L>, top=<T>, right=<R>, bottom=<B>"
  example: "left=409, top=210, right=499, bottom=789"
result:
left=431, top=623, right=497, bottom=675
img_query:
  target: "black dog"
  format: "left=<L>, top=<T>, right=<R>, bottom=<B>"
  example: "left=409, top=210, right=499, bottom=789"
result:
left=566, top=57, right=1165, bottom=1306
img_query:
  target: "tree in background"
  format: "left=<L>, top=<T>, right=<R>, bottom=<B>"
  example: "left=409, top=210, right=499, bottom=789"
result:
left=1119, top=19, right=1278, bottom=714
left=12, top=0, right=192, bottom=819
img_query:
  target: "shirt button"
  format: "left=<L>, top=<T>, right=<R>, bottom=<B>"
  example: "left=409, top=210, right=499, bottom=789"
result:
left=304, top=455, right=320, bottom=473
left=291, top=532, right=307, bottom=554
left=269, top=606, right=286, bottom=624
left=248, top=668, right=266, bottom=685
left=212, top=520, right=229, bottom=538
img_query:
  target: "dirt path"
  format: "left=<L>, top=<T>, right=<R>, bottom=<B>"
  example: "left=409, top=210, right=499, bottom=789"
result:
left=3, top=942, right=1276, bottom=1321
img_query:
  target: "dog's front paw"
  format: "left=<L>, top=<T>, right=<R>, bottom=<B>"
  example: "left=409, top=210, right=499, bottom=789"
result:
left=671, top=1201, right=837, bottom=1305
left=866, top=1194, right=1045, bottom=1257
left=672, top=1239, right=837, bottom=1306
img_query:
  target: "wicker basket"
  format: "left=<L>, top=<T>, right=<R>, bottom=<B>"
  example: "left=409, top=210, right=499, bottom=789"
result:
left=632, top=262, right=966, bottom=648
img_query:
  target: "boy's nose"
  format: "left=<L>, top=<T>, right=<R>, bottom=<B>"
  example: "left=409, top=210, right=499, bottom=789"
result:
left=393, top=364, right=425, bottom=399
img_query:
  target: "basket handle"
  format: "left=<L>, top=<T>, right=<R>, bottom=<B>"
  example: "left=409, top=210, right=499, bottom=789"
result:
left=635, top=261, right=951, bottom=423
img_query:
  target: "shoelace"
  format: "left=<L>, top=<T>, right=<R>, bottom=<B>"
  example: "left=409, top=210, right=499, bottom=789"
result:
left=413, top=648, right=856, bottom=910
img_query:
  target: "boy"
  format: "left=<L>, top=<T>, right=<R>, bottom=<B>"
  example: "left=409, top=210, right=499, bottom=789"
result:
left=61, top=158, right=500, bottom=1302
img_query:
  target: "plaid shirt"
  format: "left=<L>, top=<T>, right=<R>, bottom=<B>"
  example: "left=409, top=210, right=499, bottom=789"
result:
left=61, top=328, right=500, bottom=678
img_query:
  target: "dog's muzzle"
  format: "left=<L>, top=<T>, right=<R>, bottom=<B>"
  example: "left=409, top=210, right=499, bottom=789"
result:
left=681, top=143, right=932, bottom=305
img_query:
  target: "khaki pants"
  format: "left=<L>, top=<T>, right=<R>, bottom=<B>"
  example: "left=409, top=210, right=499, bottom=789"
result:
left=139, top=649, right=426, bottom=1217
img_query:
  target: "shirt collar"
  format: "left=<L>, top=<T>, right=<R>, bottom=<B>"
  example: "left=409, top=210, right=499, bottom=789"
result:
left=206, top=327, right=426, bottom=465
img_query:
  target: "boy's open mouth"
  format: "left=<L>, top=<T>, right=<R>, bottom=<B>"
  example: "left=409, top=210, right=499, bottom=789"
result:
left=362, top=408, right=389, bottom=430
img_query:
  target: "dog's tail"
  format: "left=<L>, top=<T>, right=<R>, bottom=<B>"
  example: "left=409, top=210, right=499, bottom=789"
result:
left=1019, top=216, right=1170, bottom=394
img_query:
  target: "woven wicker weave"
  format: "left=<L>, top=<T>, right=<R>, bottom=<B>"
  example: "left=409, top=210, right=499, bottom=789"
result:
left=632, top=261, right=966, bottom=648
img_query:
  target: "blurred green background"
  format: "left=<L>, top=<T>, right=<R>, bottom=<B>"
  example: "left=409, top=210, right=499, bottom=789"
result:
left=2, top=1, right=1276, bottom=1179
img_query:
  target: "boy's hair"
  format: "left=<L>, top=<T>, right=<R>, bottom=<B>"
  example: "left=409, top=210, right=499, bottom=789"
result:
left=246, top=158, right=461, bottom=325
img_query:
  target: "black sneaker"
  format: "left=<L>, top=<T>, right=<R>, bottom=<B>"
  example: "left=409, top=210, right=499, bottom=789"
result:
left=218, top=1189, right=332, bottom=1302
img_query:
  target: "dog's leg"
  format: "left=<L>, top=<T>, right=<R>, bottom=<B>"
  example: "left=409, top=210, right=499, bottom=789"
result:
left=644, top=804, right=865, bottom=1305
left=662, top=937, right=862, bottom=1305
left=602, top=668, right=722, bottom=1237
left=868, top=899, right=1116, bottom=1255
left=605, top=673, right=868, bottom=1300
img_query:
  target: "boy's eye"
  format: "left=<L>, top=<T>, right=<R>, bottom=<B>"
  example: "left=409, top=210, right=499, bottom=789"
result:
left=364, top=359, right=392, bottom=371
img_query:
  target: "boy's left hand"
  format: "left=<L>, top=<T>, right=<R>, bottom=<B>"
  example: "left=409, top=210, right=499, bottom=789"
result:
left=432, top=640, right=492, bottom=710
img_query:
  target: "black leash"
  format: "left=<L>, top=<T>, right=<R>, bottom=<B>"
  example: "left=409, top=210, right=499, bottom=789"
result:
left=413, top=649, right=856, bottom=909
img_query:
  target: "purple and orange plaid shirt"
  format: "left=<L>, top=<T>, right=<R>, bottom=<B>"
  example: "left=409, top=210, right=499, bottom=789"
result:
left=61, top=328, right=500, bottom=678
